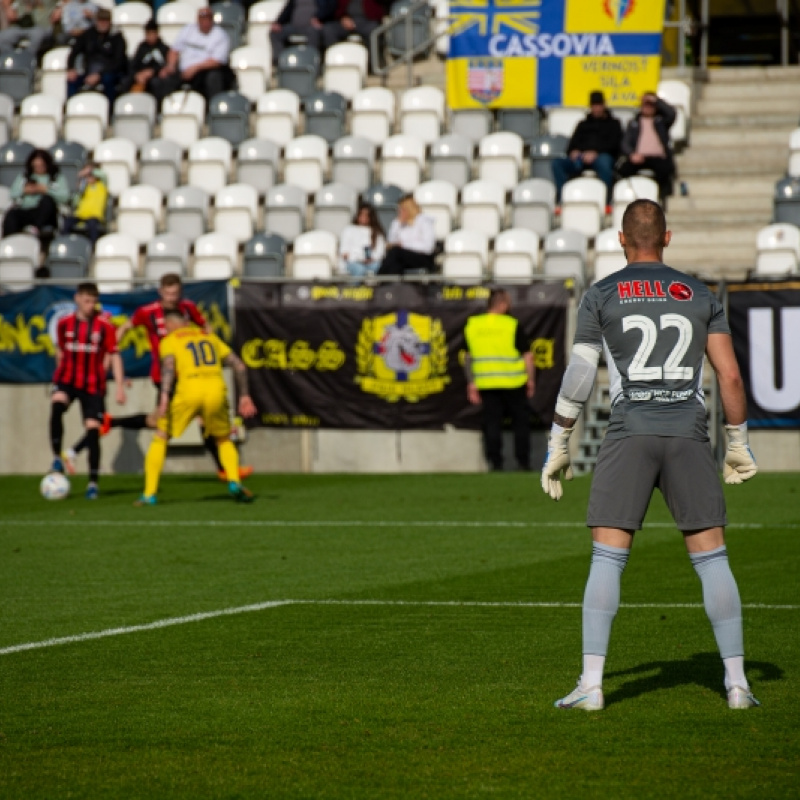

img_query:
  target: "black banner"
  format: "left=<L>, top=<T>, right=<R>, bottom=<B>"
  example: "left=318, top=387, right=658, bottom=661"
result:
left=234, top=281, right=570, bottom=430
left=728, top=280, right=800, bottom=428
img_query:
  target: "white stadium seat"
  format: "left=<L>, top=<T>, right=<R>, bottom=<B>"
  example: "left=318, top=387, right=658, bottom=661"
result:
left=443, top=229, right=488, bottom=281
left=593, top=227, right=627, bottom=282
left=323, top=42, right=368, bottom=100
left=460, top=180, right=506, bottom=239
left=399, top=86, right=445, bottom=145
left=478, top=132, right=524, bottom=192
left=493, top=228, right=540, bottom=279
left=284, top=135, right=329, bottom=194
left=754, top=223, right=800, bottom=276
left=560, top=176, right=606, bottom=239
left=380, top=134, right=425, bottom=193
left=292, top=230, right=338, bottom=279
left=255, top=89, right=300, bottom=147
left=188, top=137, right=233, bottom=194
left=94, top=233, right=139, bottom=291
left=117, top=184, right=163, bottom=244
left=193, top=231, right=238, bottom=278
left=19, top=94, right=63, bottom=149
left=161, top=91, right=206, bottom=150
left=64, top=93, right=109, bottom=150
left=351, top=87, right=395, bottom=146
left=414, top=180, right=457, bottom=241
left=93, top=138, right=138, bottom=197
left=213, top=183, right=259, bottom=243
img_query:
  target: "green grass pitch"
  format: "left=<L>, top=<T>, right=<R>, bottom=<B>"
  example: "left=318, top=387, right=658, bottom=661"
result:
left=1, top=472, right=798, bottom=799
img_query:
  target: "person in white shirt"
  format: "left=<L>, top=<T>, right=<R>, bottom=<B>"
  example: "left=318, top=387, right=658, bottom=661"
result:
left=338, top=203, right=386, bottom=276
left=153, top=6, right=232, bottom=102
left=378, top=195, right=437, bottom=275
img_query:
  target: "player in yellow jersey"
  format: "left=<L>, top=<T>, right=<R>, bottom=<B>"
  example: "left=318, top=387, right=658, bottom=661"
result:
left=135, top=311, right=257, bottom=505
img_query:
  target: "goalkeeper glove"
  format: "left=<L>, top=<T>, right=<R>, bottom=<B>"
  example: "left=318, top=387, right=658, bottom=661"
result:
left=723, top=423, right=758, bottom=485
left=541, top=425, right=574, bottom=501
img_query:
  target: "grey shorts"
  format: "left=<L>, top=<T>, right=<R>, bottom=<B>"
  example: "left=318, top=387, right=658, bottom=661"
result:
left=587, top=435, right=727, bottom=532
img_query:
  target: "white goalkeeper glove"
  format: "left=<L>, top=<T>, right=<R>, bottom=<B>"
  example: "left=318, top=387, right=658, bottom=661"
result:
left=723, top=423, right=758, bottom=485
left=541, top=425, right=574, bottom=501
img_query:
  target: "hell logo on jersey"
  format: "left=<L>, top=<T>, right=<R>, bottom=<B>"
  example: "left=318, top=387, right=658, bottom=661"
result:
left=617, top=279, right=666, bottom=299
left=668, top=281, right=693, bottom=301
left=355, top=310, right=449, bottom=402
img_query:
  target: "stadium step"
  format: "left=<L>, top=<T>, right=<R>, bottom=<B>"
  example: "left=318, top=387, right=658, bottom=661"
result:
left=696, top=98, right=800, bottom=118
left=668, top=195, right=774, bottom=214
left=686, top=126, right=793, bottom=148
left=676, top=149, right=788, bottom=173
left=667, top=175, right=777, bottom=198
left=703, top=65, right=800, bottom=83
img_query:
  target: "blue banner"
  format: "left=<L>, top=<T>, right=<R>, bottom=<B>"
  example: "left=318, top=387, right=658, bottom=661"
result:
left=0, top=282, right=230, bottom=384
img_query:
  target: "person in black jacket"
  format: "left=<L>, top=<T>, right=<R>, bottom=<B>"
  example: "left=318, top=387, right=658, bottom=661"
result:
left=270, top=0, right=338, bottom=63
left=66, top=8, right=128, bottom=103
left=617, top=92, right=677, bottom=202
left=118, top=18, right=169, bottom=98
left=551, top=90, right=622, bottom=208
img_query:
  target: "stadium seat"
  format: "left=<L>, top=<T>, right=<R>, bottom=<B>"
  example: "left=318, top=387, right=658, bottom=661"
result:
left=19, top=94, right=63, bottom=150
left=560, top=176, right=606, bottom=239
left=113, top=1, right=152, bottom=56
left=429, top=134, right=473, bottom=191
left=478, top=131, right=523, bottom=191
left=543, top=229, right=588, bottom=283
left=166, top=185, right=210, bottom=240
left=145, top=232, right=190, bottom=280
left=117, top=184, right=163, bottom=244
left=754, top=223, right=800, bottom=276
left=313, top=182, right=358, bottom=237
left=284, top=134, right=329, bottom=194
left=213, top=183, right=259, bottom=243
left=431, top=0, right=449, bottom=57
left=161, top=91, right=206, bottom=149
left=442, top=229, right=488, bottom=281
left=139, top=139, right=183, bottom=194
left=611, top=175, right=660, bottom=231
left=414, top=180, right=457, bottom=241
left=41, top=47, right=71, bottom=104
left=64, top=93, right=109, bottom=151
left=529, top=134, right=568, bottom=181
left=773, top=176, right=800, bottom=226
left=511, top=178, right=556, bottom=239
left=236, top=138, right=280, bottom=196
left=277, top=45, right=321, bottom=100
left=94, top=138, right=138, bottom=197
left=94, top=233, right=139, bottom=291
left=247, top=0, right=284, bottom=49
left=0, top=234, right=39, bottom=291
left=157, top=1, right=196, bottom=47
left=656, top=79, right=691, bottom=148
left=546, top=107, right=585, bottom=138
left=192, top=231, right=238, bottom=278
left=255, top=89, right=300, bottom=147
left=243, top=232, right=286, bottom=277
left=0, top=50, right=36, bottom=107
left=363, top=183, right=403, bottom=233
left=593, top=227, right=626, bottom=282
left=0, top=93, right=13, bottom=145
left=380, top=134, right=425, bottom=193
left=292, top=230, right=337, bottom=279
left=187, top=136, right=232, bottom=194
left=460, top=180, right=506, bottom=239
left=497, top=108, right=543, bottom=145
left=332, top=136, right=376, bottom=194
left=323, top=42, right=368, bottom=101
left=386, top=0, right=432, bottom=60
left=208, top=90, right=251, bottom=146
left=493, top=228, right=539, bottom=279
left=46, top=234, right=93, bottom=280
left=113, top=93, right=157, bottom=149
left=351, top=87, right=395, bottom=146
left=212, top=1, right=247, bottom=50
left=0, top=140, right=34, bottom=187
left=264, top=183, right=307, bottom=242
left=47, top=141, right=88, bottom=195
left=0, top=185, right=11, bottom=222
left=399, top=86, right=445, bottom=145
left=304, top=90, right=347, bottom=145
left=230, top=46, right=271, bottom=103
left=450, top=109, right=492, bottom=146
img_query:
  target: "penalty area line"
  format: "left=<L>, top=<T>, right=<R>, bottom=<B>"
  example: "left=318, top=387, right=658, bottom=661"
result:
left=1, top=598, right=798, bottom=657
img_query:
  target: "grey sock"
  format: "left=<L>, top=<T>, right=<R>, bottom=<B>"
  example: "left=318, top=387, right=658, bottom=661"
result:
left=689, top=545, right=744, bottom=659
left=583, top=542, right=630, bottom=657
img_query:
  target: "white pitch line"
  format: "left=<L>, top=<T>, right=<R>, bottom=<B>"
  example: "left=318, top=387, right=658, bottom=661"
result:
left=1, top=598, right=797, bottom=657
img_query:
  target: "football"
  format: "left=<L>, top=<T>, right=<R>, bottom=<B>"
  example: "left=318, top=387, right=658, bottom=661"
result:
left=40, top=472, right=71, bottom=501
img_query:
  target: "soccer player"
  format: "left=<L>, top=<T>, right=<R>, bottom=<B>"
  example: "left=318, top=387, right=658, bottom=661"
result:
left=136, top=312, right=257, bottom=505
left=542, top=199, right=760, bottom=711
left=106, top=272, right=252, bottom=482
left=50, top=282, right=127, bottom=499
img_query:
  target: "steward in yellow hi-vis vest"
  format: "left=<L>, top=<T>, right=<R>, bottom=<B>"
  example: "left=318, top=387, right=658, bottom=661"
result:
left=464, top=289, right=535, bottom=472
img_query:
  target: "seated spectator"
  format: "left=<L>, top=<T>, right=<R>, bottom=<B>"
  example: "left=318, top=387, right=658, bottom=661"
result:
left=339, top=203, right=386, bottom=276
left=0, top=0, right=59, bottom=56
left=551, top=90, right=622, bottom=210
left=119, top=18, right=169, bottom=97
left=270, top=0, right=338, bottom=64
left=323, top=0, right=384, bottom=65
left=378, top=195, right=436, bottom=276
left=616, top=91, right=677, bottom=201
left=59, top=0, right=97, bottom=44
left=152, top=6, right=233, bottom=103
left=3, top=148, right=70, bottom=240
left=66, top=8, right=128, bottom=103
left=62, top=161, right=108, bottom=246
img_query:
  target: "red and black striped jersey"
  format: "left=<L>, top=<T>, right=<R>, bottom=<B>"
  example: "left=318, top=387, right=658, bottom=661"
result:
left=53, top=313, right=118, bottom=395
left=130, top=299, right=207, bottom=383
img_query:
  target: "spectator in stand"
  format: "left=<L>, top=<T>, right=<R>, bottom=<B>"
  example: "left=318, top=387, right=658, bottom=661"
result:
left=119, top=18, right=169, bottom=97
left=62, top=160, right=108, bottom=246
left=152, top=5, right=233, bottom=103
left=269, top=0, right=338, bottom=63
left=59, top=0, right=97, bottom=43
left=3, top=148, right=70, bottom=240
left=66, top=8, right=128, bottom=102
left=322, top=0, right=384, bottom=62
left=378, top=195, right=437, bottom=275
left=551, top=90, right=623, bottom=212
left=0, top=0, right=60, bottom=56
left=339, top=203, right=386, bottom=276
left=617, top=91, right=677, bottom=203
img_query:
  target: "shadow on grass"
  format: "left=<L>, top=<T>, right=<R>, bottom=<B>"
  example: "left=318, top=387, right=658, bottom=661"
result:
left=604, top=652, right=784, bottom=705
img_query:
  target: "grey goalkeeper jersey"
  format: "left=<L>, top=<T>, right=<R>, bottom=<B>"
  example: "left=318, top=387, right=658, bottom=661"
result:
left=575, top=261, right=730, bottom=441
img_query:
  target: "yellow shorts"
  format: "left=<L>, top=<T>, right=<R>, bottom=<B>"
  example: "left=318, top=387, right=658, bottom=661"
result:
left=158, top=386, right=231, bottom=440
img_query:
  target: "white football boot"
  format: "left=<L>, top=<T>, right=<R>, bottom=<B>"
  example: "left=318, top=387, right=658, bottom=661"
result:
left=727, top=685, right=761, bottom=709
left=554, top=681, right=604, bottom=711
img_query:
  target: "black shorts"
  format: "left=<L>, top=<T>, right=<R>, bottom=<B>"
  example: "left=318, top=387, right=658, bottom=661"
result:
left=52, top=383, right=106, bottom=424
left=587, top=435, right=728, bottom=532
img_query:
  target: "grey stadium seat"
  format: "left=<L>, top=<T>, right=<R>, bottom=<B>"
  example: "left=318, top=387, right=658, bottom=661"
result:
left=450, top=109, right=492, bottom=146
left=145, top=233, right=191, bottom=281
left=243, top=232, right=287, bottom=277
left=386, top=0, right=432, bottom=60
left=773, top=177, right=800, bottom=227
left=543, top=228, right=588, bottom=284
left=529, top=134, right=568, bottom=182
left=512, top=178, right=556, bottom=238
left=212, top=1, right=246, bottom=50
left=304, top=90, right=347, bottom=145
left=46, top=234, right=93, bottom=279
left=0, top=140, right=34, bottom=187
left=277, top=45, right=320, bottom=99
left=332, top=136, right=376, bottom=194
left=139, top=139, right=183, bottom=195
left=113, top=93, right=157, bottom=148
left=166, top=185, right=210, bottom=241
left=49, top=140, right=89, bottom=195
left=264, top=183, right=307, bottom=243
left=208, top=90, right=251, bottom=147
left=429, top=133, right=473, bottom=191
left=362, top=183, right=403, bottom=234
left=497, top=108, right=543, bottom=145
left=236, top=138, right=280, bottom=197
left=313, top=182, right=358, bottom=237
left=0, top=50, right=36, bottom=107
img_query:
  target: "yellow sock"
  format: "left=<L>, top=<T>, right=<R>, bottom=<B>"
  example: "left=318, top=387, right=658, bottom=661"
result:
left=144, top=436, right=168, bottom=497
left=218, top=439, right=240, bottom=484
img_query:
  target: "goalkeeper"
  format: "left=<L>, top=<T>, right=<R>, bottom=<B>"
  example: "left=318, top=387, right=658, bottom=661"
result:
left=542, top=199, right=759, bottom=712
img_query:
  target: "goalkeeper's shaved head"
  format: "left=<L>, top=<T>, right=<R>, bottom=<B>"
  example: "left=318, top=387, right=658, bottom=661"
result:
left=621, top=199, right=667, bottom=252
